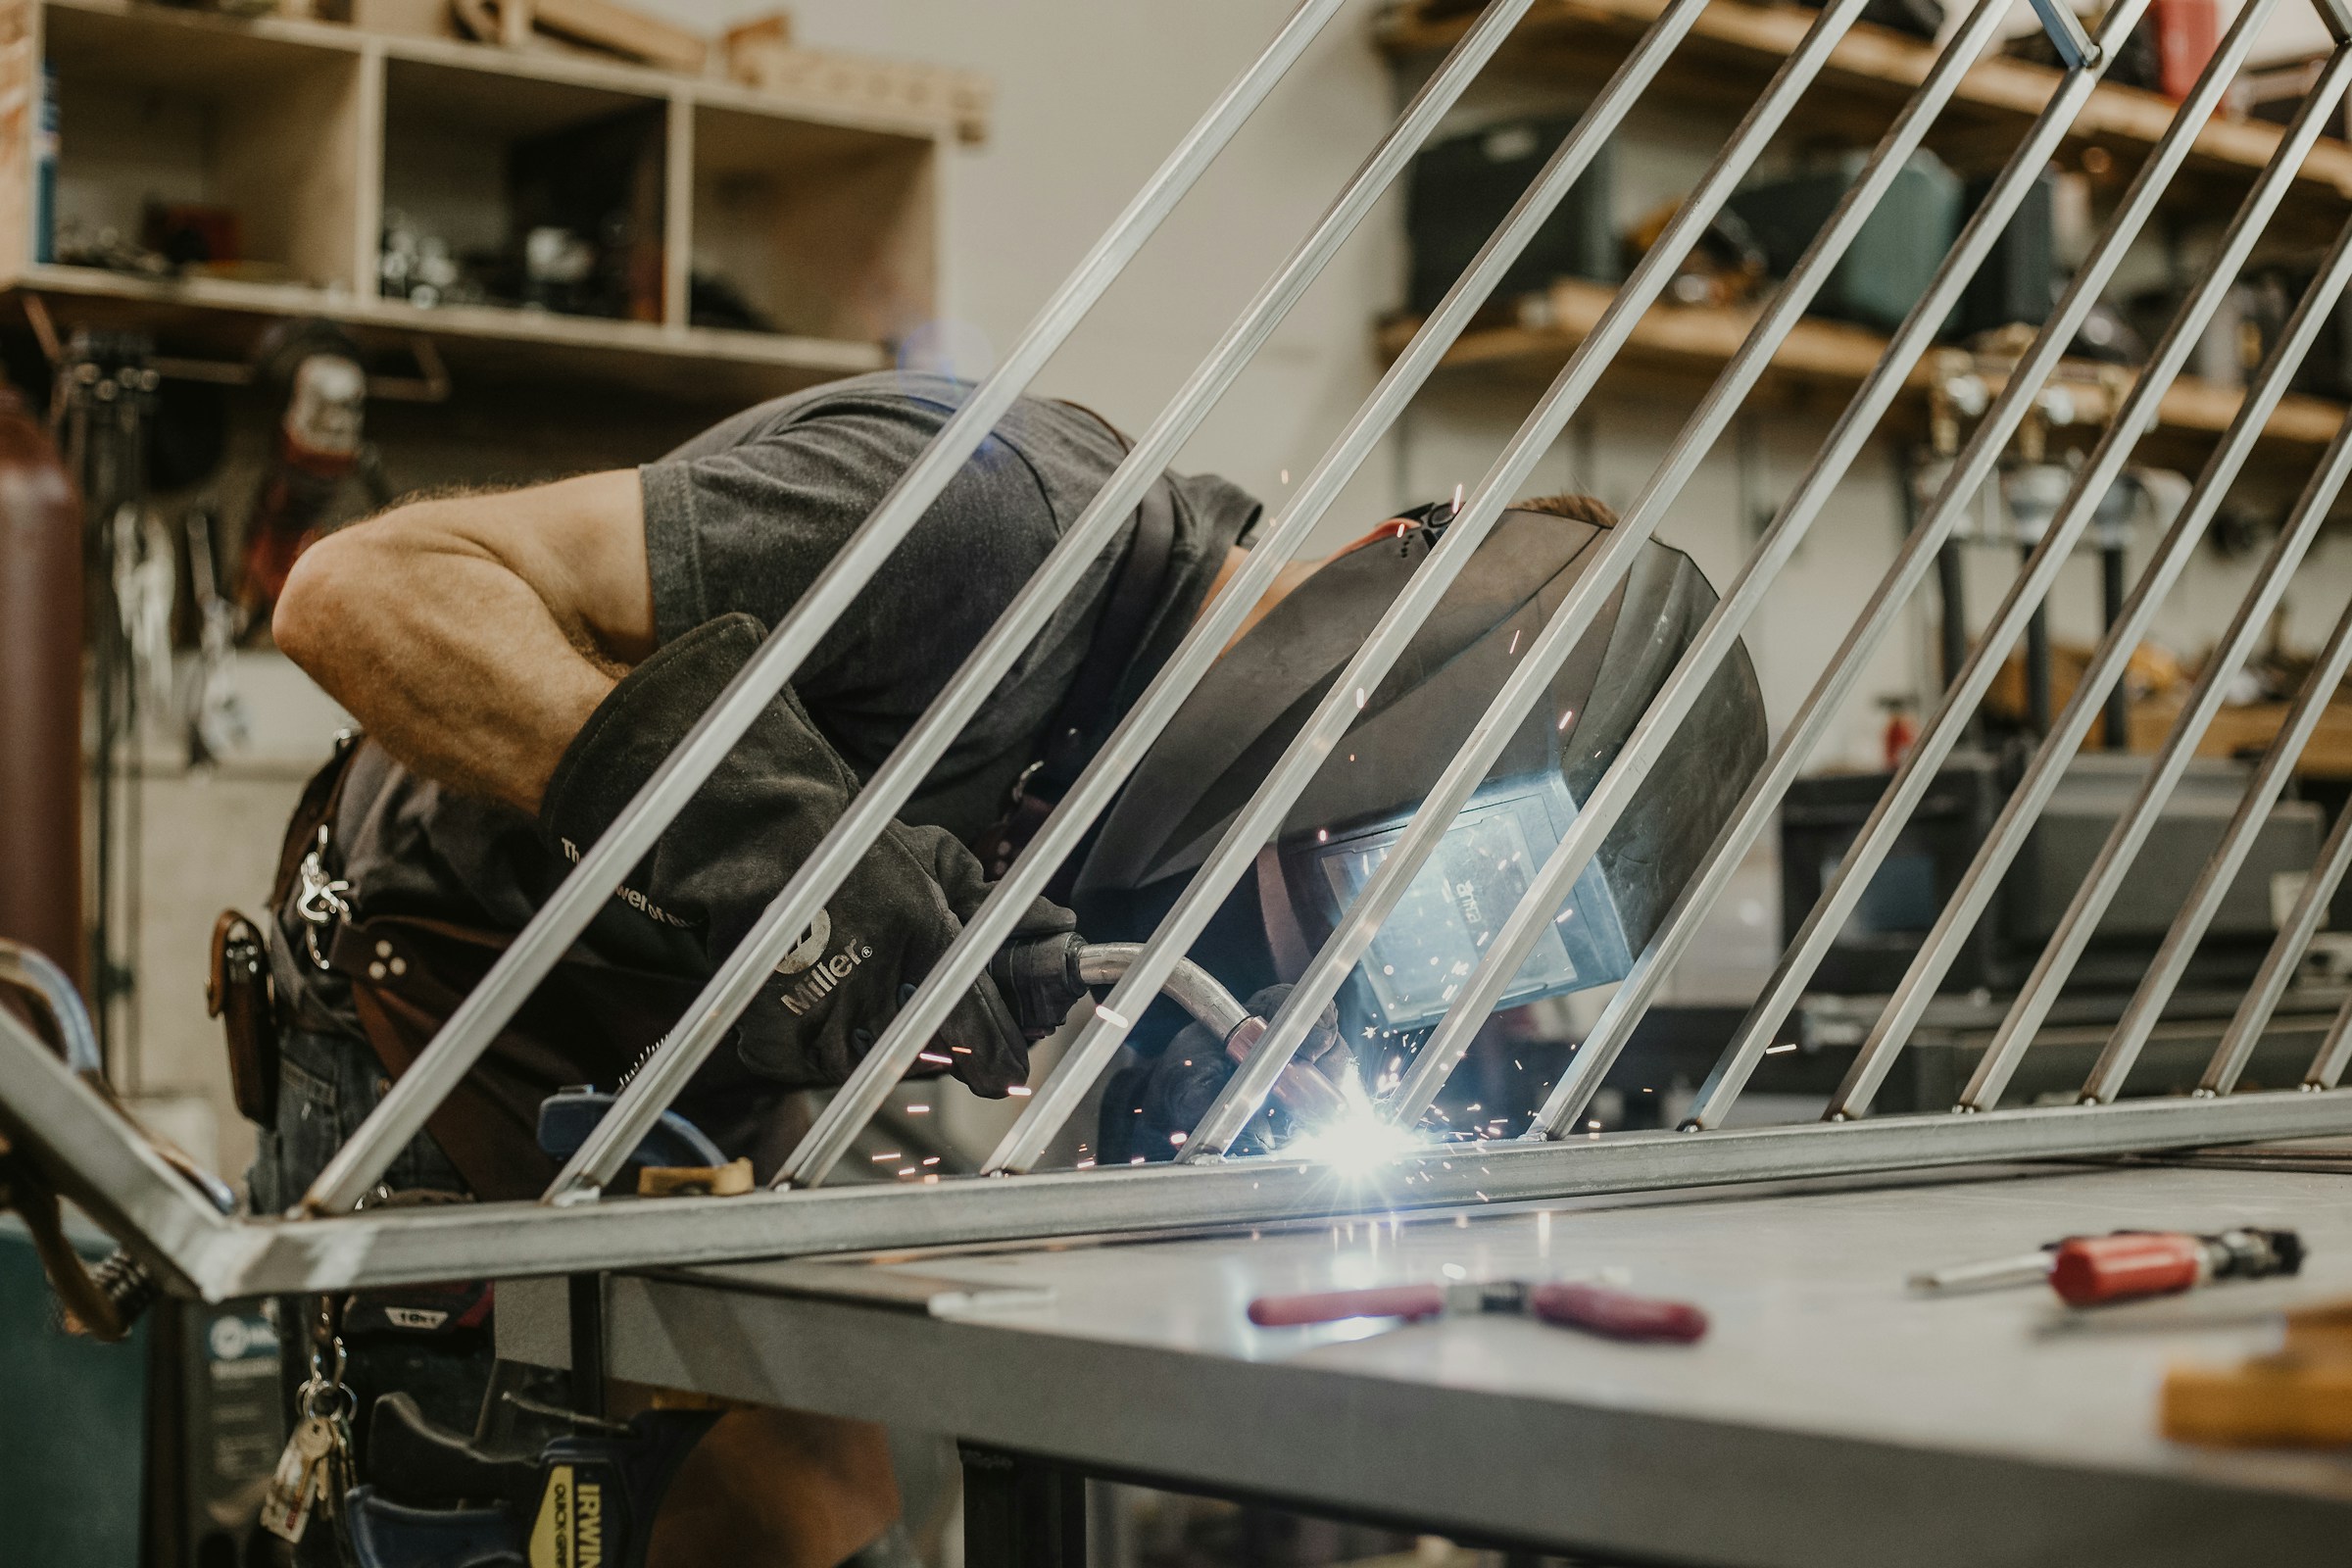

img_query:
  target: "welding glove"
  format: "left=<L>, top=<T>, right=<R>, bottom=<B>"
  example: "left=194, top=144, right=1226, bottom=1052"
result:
left=540, top=612, right=1062, bottom=1098
left=1102, top=983, right=1352, bottom=1163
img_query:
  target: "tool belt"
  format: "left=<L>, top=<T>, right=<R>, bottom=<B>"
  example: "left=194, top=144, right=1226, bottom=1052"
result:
left=238, top=737, right=711, bottom=1202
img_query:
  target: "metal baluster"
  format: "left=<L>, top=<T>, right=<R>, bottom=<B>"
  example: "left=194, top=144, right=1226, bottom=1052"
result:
left=1524, top=0, right=2160, bottom=1140
left=2207, top=788, right=2352, bottom=1095
left=540, top=0, right=1544, bottom=1200
left=1835, top=175, right=2352, bottom=1117
left=980, top=0, right=1880, bottom=1177
left=774, top=0, right=1716, bottom=1188
left=2052, top=435, right=2352, bottom=1103
left=1674, top=0, right=2302, bottom=1129
left=1186, top=0, right=2022, bottom=1154
left=1494, top=29, right=2334, bottom=1135
left=2097, top=588, right=2352, bottom=1098
left=300, top=0, right=1351, bottom=1215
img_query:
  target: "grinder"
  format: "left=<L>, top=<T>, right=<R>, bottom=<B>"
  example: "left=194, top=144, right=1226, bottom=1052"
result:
left=1073, top=502, right=1767, bottom=1050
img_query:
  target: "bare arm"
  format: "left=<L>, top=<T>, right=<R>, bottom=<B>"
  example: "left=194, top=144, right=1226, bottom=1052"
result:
left=273, top=469, right=657, bottom=812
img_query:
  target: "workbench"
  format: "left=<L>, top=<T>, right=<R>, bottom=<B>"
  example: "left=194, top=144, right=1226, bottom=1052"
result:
left=500, top=1155, right=2352, bottom=1568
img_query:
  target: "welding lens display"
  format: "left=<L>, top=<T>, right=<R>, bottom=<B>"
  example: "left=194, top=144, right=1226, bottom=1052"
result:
left=1310, top=794, right=1583, bottom=1028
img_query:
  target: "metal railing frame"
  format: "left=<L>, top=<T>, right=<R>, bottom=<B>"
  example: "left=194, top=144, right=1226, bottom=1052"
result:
left=9, top=0, right=2352, bottom=1299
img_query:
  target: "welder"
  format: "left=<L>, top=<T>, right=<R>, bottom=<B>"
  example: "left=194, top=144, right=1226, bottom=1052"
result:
left=241, top=368, right=1764, bottom=1566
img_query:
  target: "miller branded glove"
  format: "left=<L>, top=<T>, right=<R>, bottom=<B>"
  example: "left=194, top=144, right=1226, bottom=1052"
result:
left=1102, top=983, right=1350, bottom=1163
left=540, top=612, right=1052, bottom=1097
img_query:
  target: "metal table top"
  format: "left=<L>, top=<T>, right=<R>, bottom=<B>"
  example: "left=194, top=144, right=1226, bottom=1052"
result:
left=502, top=1159, right=2352, bottom=1567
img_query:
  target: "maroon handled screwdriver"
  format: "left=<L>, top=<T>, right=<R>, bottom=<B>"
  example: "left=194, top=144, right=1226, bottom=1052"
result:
left=1248, top=1278, right=1708, bottom=1343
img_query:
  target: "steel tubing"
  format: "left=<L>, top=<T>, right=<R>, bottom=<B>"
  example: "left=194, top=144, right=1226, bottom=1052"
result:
left=774, top=0, right=1716, bottom=1189
left=1683, top=0, right=2297, bottom=1129
left=2208, top=796, right=2352, bottom=1094
left=1190, top=0, right=2020, bottom=1152
left=1838, top=178, right=2352, bottom=1117
left=540, top=0, right=1539, bottom=1200
left=301, top=0, right=1351, bottom=1216
left=2308, top=997, right=2352, bottom=1089
left=982, top=0, right=1877, bottom=1176
left=2042, top=428, right=2352, bottom=1103
left=2098, top=585, right=2352, bottom=1099
left=1525, top=0, right=2159, bottom=1140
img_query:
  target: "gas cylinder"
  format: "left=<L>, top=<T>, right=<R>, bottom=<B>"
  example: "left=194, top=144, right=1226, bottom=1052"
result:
left=0, top=384, right=85, bottom=988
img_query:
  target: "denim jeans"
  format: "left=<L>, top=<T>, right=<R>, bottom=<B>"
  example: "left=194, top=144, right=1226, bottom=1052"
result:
left=249, top=1027, right=497, bottom=1561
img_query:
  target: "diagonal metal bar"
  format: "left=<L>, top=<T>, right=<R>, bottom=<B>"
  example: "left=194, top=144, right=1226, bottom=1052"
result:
left=299, top=0, right=1351, bottom=1216
left=2026, top=0, right=2100, bottom=69
left=772, top=0, right=1718, bottom=1189
left=1679, top=0, right=2303, bottom=1129
left=1184, top=0, right=2022, bottom=1153
left=2308, top=995, right=2352, bottom=1088
left=2207, top=783, right=2352, bottom=1095
left=1831, top=173, right=2352, bottom=1118
left=539, top=0, right=1544, bottom=1200
left=1525, top=0, right=2158, bottom=1141
left=980, top=0, right=1880, bottom=1176
left=2050, top=435, right=2352, bottom=1102
left=2098, top=585, right=2352, bottom=1099
left=1977, top=423, right=2352, bottom=1106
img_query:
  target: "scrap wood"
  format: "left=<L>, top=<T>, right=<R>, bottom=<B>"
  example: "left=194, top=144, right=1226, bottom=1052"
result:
left=2163, top=1300, right=2352, bottom=1446
left=725, top=25, right=993, bottom=144
left=449, top=0, right=708, bottom=73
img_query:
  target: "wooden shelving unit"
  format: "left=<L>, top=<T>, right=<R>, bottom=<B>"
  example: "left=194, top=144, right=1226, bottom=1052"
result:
left=1373, top=0, right=2352, bottom=457
left=0, top=0, right=954, bottom=400
left=1375, top=0, right=2352, bottom=220
left=1380, top=276, right=2349, bottom=452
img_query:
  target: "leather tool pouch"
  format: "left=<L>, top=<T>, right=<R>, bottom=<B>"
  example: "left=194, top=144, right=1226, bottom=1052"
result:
left=208, top=909, right=278, bottom=1127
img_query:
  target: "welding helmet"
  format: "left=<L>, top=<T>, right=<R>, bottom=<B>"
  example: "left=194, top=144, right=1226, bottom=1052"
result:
left=1071, top=502, right=1766, bottom=1050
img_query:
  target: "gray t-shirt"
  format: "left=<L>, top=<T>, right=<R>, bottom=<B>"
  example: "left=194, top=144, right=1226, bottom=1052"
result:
left=293, top=372, right=1262, bottom=998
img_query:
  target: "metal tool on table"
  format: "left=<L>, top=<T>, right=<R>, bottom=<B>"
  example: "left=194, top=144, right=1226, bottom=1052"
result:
left=1250, top=1276, right=1708, bottom=1344
left=1910, top=1226, right=2303, bottom=1305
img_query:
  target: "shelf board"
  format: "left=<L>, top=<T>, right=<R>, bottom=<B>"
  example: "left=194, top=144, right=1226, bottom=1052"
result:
left=7, top=265, right=886, bottom=403
left=1374, top=0, right=2352, bottom=212
left=41, top=0, right=960, bottom=143
left=1379, top=275, right=2348, bottom=453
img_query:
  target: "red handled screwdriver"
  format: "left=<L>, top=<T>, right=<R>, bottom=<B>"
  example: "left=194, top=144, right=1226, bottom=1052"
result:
left=1909, top=1227, right=2303, bottom=1306
left=1248, top=1278, right=1708, bottom=1343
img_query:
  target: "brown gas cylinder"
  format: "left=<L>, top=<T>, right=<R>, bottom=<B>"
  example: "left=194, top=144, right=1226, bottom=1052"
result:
left=0, top=384, right=85, bottom=987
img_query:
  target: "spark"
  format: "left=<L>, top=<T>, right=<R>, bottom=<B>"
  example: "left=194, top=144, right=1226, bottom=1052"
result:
left=870, top=1152, right=903, bottom=1162
left=1170, top=1131, right=1188, bottom=1146
left=899, top=1166, right=917, bottom=1177
left=906, top=1103, right=931, bottom=1114
left=1317, top=829, right=1329, bottom=843
left=922, top=1155, right=941, bottom=1166
left=922, top=1174, right=939, bottom=1184
left=1008, top=1085, right=1033, bottom=1097
left=1450, top=482, right=1464, bottom=515
left=1096, top=1004, right=1131, bottom=1030
left=917, top=1051, right=951, bottom=1065
left=1508, top=628, right=1521, bottom=655
left=1281, top=468, right=1291, bottom=483
left=1354, top=687, right=1367, bottom=710
left=1556, top=708, right=1575, bottom=731
left=1765, top=1043, right=1796, bottom=1055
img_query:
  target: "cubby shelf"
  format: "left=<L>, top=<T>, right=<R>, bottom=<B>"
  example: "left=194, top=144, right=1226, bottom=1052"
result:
left=0, top=0, right=948, bottom=401
left=1379, top=275, right=2350, bottom=453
